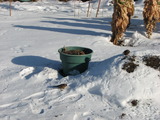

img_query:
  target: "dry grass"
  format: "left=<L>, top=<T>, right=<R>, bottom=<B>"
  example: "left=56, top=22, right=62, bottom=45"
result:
left=111, top=0, right=134, bottom=45
left=143, top=0, right=160, bottom=38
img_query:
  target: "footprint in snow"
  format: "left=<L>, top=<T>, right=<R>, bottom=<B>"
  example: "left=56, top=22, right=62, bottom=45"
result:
left=88, top=85, right=103, bottom=96
left=0, top=30, right=7, bottom=36
left=19, top=67, right=43, bottom=79
left=30, top=99, right=46, bottom=114
left=11, top=46, right=24, bottom=53
left=11, top=45, right=31, bottom=54
left=14, top=28, right=23, bottom=31
left=20, top=67, right=35, bottom=79
left=29, top=92, right=82, bottom=115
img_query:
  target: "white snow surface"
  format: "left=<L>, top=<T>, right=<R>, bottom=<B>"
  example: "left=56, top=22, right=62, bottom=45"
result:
left=0, top=0, right=160, bottom=119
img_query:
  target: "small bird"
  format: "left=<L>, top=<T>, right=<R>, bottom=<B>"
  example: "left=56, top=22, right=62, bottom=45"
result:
left=55, top=84, right=67, bottom=90
left=123, top=50, right=130, bottom=56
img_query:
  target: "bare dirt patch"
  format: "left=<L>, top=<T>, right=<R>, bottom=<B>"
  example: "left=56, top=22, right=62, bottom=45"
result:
left=143, top=56, right=160, bottom=71
left=122, top=50, right=160, bottom=73
left=122, top=61, right=139, bottom=73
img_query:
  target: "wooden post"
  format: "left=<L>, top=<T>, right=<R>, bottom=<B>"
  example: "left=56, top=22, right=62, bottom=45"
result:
left=96, top=0, right=101, bottom=17
left=87, top=0, right=91, bottom=17
left=74, top=0, right=76, bottom=17
left=78, top=0, right=80, bottom=17
left=9, top=0, right=12, bottom=16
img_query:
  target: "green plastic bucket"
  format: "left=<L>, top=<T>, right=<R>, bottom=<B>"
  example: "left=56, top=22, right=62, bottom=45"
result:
left=58, top=46, right=93, bottom=75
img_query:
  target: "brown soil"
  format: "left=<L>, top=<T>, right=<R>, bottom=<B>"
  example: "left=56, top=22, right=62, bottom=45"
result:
left=122, top=54, right=160, bottom=73
left=122, top=50, right=138, bottom=73
left=122, top=61, right=139, bottom=73
left=63, top=50, right=85, bottom=55
left=143, top=56, right=160, bottom=71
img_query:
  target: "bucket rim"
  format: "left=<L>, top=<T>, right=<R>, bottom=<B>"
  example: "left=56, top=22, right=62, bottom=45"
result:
left=58, top=46, right=93, bottom=56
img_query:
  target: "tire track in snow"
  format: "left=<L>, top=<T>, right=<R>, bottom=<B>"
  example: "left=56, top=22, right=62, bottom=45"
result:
left=0, top=30, right=7, bottom=36
left=29, top=91, right=82, bottom=114
left=0, top=91, right=45, bottom=110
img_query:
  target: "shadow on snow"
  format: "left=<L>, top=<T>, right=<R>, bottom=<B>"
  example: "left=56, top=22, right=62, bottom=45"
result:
left=11, top=56, right=62, bottom=79
left=14, top=25, right=107, bottom=36
left=14, top=17, right=112, bottom=36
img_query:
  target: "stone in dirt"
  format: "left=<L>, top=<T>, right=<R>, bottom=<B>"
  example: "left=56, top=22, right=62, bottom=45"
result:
left=131, top=99, right=139, bottom=106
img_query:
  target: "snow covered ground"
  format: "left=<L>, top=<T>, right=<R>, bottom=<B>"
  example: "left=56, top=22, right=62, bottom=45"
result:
left=0, top=0, right=160, bottom=119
